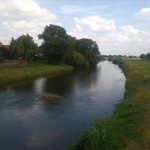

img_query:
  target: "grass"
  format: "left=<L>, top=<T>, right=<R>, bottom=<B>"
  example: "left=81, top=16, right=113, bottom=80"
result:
left=70, top=59, right=150, bottom=150
left=0, top=61, right=73, bottom=85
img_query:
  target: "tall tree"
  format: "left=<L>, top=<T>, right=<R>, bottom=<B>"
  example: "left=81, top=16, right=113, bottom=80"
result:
left=39, top=24, right=75, bottom=64
left=11, top=34, right=38, bottom=60
left=0, top=49, right=4, bottom=62
left=140, top=54, right=146, bottom=59
left=75, top=38, right=100, bottom=66
left=39, top=24, right=67, bottom=41
left=146, top=53, right=150, bottom=59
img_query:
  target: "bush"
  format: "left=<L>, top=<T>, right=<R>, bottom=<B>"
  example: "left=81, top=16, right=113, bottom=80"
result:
left=0, top=56, right=4, bottom=62
left=0, top=50, right=4, bottom=62
left=71, top=51, right=88, bottom=68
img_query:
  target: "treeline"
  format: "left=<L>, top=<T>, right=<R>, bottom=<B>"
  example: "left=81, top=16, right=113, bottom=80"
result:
left=140, top=53, right=150, bottom=60
left=0, top=24, right=101, bottom=68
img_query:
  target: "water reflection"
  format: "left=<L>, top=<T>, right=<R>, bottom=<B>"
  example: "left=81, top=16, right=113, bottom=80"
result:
left=0, top=61, right=125, bottom=150
left=34, top=78, right=47, bottom=94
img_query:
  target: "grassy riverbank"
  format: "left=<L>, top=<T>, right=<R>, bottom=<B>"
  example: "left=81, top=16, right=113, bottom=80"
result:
left=0, top=62, right=73, bottom=85
left=71, top=59, right=150, bottom=150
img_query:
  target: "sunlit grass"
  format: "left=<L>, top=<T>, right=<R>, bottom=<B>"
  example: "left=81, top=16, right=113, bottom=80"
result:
left=71, top=59, right=150, bottom=150
left=0, top=62, right=73, bottom=85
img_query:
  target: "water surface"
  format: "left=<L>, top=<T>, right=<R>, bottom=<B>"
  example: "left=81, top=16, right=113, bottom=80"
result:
left=0, top=61, right=125, bottom=150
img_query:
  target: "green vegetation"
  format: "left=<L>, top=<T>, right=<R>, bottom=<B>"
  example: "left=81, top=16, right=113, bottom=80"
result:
left=0, top=24, right=100, bottom=68
left=39, top=24, right=75, bottom=64
left=39, top=24, right=100, bottom=67
left=39, top=93, right=61, bottom=101
left=75, top=38, right=100, bottom=66
left=71, top=59, right=150, bottom=150
left=10, top=34, right=38, bottom=60
left=0, top=62, right=73, bottom=85
left=140, top=53, right=150, bottom=60
left=0, top=50, right=4, bottom=62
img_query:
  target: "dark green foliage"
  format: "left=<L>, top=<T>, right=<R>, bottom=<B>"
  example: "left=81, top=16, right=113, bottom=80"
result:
left=140, top=54, right=146, bottom=59
left=71, top=51, right=88, bottom=68
left=0, top=46, right=12, bottom=60
left=42, top=37, right=74, bottom=64
left=0, top=50, right=4, bottom=62
left=140, top=53, right=150, bottom=60
left=38, top=24, right=67, bottom=41
left=75, top=38, right=100, bottom=66
left=11, top=34, right=38, bottom=60
left=146, top=53, right=150, bottom=59
left=39, top=24, right=101, bottom=67
left=39, top=24, right=75, bottom=64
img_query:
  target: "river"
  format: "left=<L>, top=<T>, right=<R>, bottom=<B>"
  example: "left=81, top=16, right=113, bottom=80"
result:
left=0, top=61, right=125, bottom=150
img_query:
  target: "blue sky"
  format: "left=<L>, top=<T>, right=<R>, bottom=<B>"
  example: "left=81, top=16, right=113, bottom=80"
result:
left=0, top=0, right=150, bottom=56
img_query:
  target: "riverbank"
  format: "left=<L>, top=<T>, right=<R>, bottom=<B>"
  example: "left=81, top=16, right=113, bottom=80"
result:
left=71, top=59, right=150, bottom=150
left=0, top=62, right=73, bottom=85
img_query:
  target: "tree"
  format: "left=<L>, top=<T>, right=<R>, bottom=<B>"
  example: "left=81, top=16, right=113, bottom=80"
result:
left=0, top=46, right=13, bottom=59
left=0, top=49, right=4, bottom=62
left=11, top=34, right=38, bottom=60
left=39, top=24, right=75, bottom=64
left=75, top=38, right=100, bottom=66
left=146, top=53, right=150, bottom=59
left=140, top=54, right=146, bottom=59
left=39, top=24, right=67, bottom=41
left=71, top=51, right=88, bottom=68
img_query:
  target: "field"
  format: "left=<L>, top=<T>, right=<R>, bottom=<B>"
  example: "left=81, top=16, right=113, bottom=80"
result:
left=0, top=61, right=73, bottom=85
left=71, top=59, right=150, bottom=150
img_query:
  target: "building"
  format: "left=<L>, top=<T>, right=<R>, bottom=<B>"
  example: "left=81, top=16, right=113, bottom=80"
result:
left=0, top=41, right=10, bottom=49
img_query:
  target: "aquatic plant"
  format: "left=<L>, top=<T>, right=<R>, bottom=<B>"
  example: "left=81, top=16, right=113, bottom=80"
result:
left=39, top=94, right=61, bottom=101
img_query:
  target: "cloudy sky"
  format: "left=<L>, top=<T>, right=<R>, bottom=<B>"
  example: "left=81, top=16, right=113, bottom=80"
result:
left=0, top=0, right=150, bottom=56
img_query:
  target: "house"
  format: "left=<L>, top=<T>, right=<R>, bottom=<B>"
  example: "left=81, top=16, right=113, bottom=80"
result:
left=0, top=41, right=10, bottom=49
left=0, top=41, right=11, bottom=59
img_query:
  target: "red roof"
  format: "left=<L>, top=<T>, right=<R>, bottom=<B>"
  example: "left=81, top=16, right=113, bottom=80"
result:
left=3, top=45, right=10, bottom=49
left=0, top=42, right=10, bottom=49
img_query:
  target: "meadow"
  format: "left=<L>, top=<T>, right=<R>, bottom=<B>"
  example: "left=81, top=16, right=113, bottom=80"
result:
left=0, top=61, right=73, bottom=85
left=71, top=59, right=150, bottom=150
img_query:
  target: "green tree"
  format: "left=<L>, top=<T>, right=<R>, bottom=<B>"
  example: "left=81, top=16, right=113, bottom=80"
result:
left=0, top=49, right=4, bottom=62
left=71, top=51, right=88, bottom=68
left=39, top=24, right=75, bottom=64
left=140, top=54, right=146, bottom=59
left=38, top=24, right=67, bottom=41
left=75, top=38, right=100, bottom=66
left=11, top=34, right=38, bottom=60
left=146, top=53, right=150, bottom=59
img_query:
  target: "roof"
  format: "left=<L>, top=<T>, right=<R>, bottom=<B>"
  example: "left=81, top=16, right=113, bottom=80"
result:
left=3, top=45, right=10, bottom=49
left=0, top=42, right=10, bottom=49
left=0, top=41, right=3, bottom=47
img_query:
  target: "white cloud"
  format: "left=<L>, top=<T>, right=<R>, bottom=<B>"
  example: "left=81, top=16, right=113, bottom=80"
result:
left=0, top=0, right=61, bottom=44
left=137, top=7, right=150, bottom=18
left=69, top=18, right=150, bottom=55
left=74, top=16, right=116, bottom=32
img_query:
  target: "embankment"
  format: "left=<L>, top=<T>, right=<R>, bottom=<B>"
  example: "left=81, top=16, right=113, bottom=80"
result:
left=71, top=59, right=150, bottom=150
left=0, top=62, right=73, bottom=85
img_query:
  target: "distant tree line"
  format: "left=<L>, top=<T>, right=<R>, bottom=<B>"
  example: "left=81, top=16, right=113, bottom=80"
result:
left=140, top=53, right=150, bottom=60
left=0, top=24, right=100, bottom=67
